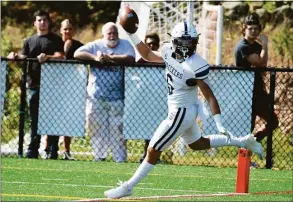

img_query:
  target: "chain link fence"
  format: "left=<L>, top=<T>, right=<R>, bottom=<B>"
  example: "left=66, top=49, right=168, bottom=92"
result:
left=1, top=58, right=292, bottom=170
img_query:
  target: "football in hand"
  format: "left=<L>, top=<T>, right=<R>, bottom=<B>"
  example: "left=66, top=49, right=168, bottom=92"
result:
left=119, top=6, right=139, bottom=34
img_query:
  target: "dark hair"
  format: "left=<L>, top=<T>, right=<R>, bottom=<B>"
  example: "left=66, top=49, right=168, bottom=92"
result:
left=33, top=10, right=52, bottom=26
left=241, top=13, right=262, bottom=35
left=145, top=32, right=160, bottom=45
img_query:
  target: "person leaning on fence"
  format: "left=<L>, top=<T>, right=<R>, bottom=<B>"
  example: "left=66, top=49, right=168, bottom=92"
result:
left=42, top=19, right=84, bottom=160
left=234, top=13, right=279, bottom=144
left=104, top=20, right=265, bottom=199
left=136, top=32, right=162, bottom=163
left=7, top=10, right=64, bottom=159
left=74, top=22, right=135, bottom=163
left=60, top=19, right=84, bottom=160
left=61, top=19, right=84, bottom=59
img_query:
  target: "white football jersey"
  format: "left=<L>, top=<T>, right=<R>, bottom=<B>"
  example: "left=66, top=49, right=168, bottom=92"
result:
left=160, top=43, right=210, bottom=108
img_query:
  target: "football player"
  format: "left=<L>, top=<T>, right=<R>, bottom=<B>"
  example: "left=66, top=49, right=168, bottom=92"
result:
left=104, top=21, right=264, bottom=199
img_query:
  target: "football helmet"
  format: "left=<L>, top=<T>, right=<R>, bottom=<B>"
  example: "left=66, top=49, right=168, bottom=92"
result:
left=171, top=21, right=199, bottom=59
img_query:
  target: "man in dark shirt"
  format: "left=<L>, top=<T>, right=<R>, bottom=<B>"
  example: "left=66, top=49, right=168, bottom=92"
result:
left=7, top=10, right=64, bottom=159
left=234, top=13, right=279, bottom=144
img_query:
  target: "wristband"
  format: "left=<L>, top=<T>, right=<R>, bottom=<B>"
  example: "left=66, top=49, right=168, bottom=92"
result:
left=129, top=34, right=141, bottom=46
left=213, top=114, right=223, bottom=129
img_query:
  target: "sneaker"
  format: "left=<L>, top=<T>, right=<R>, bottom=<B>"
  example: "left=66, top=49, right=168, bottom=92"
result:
left=63, top=152, right=75, bottom=160
left=104, top=181, right=133, bottom=199
left=243, top=134, right=264, bottom=160
left=42, top=149, right=49, bottom=159
left=25, top=150, right=39, bottom=159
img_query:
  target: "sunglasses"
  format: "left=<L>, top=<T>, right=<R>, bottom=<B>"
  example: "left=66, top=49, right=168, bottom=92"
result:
left=146, top=42, right=158, bottom=46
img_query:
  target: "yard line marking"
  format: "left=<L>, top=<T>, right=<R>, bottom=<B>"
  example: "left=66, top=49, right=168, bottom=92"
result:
left=1, top=181, right=212, bottom=193
left=1, top=193, right=86, bottom=200
left=251, top=190, right=293, bottom=195
left=80, top=193, right=246, bottom=201
left=2, top=166, right=291, bottom=182
left=41, top=178, right=69, bottom=181
left=79, top=190, right=293, bottom=201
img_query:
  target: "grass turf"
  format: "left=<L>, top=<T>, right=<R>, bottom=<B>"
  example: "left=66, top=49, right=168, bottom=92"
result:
left=1, top=157, right=292, bottom=201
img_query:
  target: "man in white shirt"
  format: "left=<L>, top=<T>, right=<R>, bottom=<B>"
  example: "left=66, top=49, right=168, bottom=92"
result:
left=74, top=22, right=135, bottom=162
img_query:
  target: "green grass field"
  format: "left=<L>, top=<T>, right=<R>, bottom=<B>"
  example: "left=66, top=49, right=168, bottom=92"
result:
left=1, top=157, right=292, bottom=201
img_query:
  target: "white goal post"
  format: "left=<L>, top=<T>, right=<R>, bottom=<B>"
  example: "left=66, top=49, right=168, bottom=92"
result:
left=117, top=1, right=224, bottom=65
left=198, top=3, right=224, bottom=65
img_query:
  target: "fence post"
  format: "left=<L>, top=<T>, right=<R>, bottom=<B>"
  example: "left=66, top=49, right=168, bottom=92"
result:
left=18, top=61, right=27, bottom=158
left=266, top=71, right=276, bottom=169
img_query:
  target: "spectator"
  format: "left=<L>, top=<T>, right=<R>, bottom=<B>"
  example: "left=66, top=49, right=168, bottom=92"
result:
left=234, top=13, right=279, bottom=143
left=7, top=10, right=64, bottom=159
left=137, top=33, right=160, bottom=63
left=43, top=19, right=84, bottom=160
left=60, top=19, right=84, bottom=59
left=60, top=19, right=83, bottom=160
left=74, top=22, right=135, bottom=162
left=136, top=33, right=161, bottom=163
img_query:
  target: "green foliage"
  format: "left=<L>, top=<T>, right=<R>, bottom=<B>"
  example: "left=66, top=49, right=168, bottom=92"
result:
left=1, top=1, right=121, bottom=32
left=263, top=2, right=277, bottom=13
left=272, top=26, right=293, bottom=66
left=1, top=35, right=14, bottom=57
left=272, top=129, right=293, bottom=170
left=1, top=62, right=30, bottom=144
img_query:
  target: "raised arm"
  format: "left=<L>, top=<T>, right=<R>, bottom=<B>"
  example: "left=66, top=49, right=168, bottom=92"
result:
left=247, top=34, right=268, bottom=67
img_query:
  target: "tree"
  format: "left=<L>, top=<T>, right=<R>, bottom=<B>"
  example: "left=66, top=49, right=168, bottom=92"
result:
left=1, top=1, right=121, bottom=32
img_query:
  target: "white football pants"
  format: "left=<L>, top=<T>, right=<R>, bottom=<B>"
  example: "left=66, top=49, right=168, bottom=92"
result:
left=149, top=104, right=201, bottom=151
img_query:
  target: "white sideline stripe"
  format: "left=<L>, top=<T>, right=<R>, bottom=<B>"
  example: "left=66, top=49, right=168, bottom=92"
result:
left=81, top=193, right=247, bottom=201
left=1, top=148, right=141, bottom=158
left=0, top=135, right=141, bottom=157
left=1, top=181, right=212, bottom=193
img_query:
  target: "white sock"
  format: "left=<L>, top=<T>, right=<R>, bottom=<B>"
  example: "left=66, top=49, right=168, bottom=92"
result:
left=126, top=160, right=154, bottom=189
left=209, top=134, right=245, bottom=148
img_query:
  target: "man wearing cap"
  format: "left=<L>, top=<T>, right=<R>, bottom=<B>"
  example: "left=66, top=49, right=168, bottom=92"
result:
left=234, top=13, right=279, bottom=144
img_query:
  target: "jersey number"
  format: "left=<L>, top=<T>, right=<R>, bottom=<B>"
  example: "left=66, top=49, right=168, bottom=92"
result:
left=167, top=73, right=174, bottom=95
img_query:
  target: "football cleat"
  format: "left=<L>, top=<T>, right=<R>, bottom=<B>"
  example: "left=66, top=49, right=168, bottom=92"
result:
left=104, top=181, right=133, bottom=199
left=242, top=134, right=264, bottom=160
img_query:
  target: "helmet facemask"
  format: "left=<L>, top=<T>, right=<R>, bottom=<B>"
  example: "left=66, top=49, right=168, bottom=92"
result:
left=172, top=35, right=199, bottom=59
left=170, top=21, right=199, bottom=61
